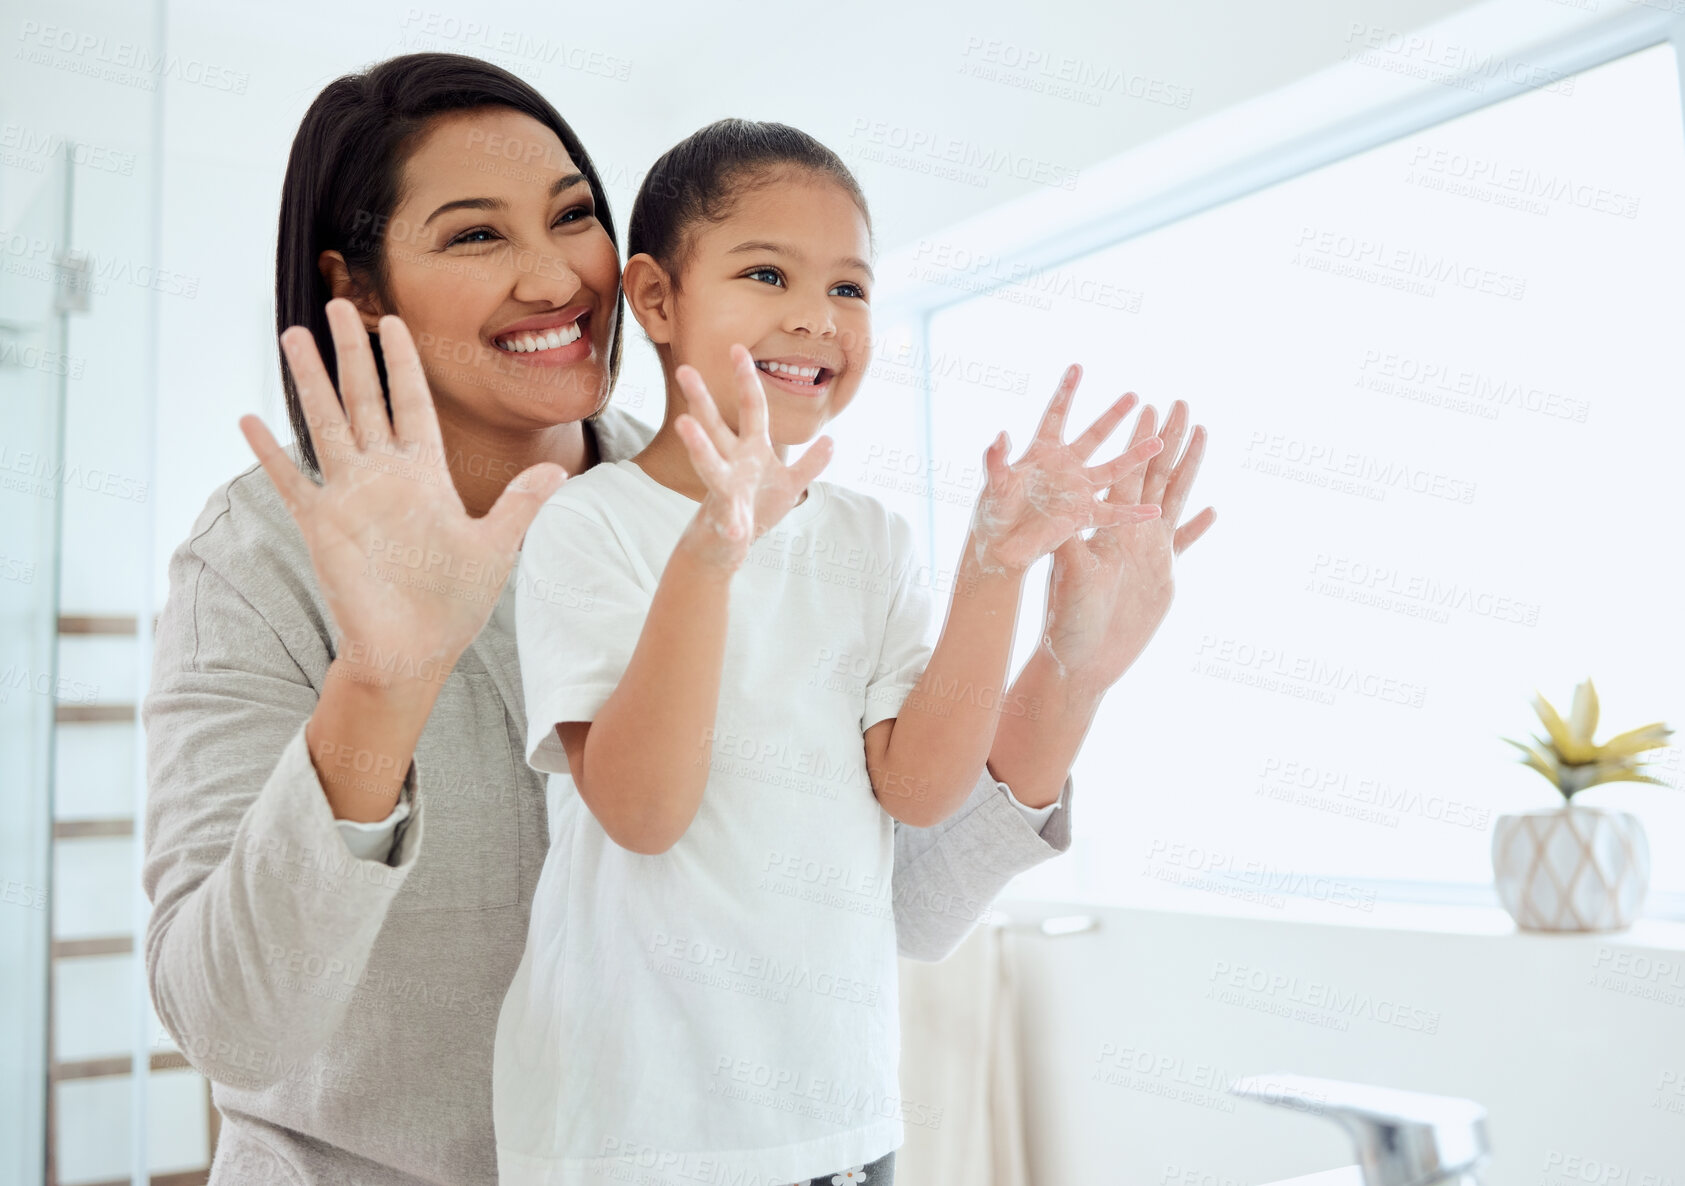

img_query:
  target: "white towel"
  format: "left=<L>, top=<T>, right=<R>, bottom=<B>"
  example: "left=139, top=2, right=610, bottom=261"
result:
left=896, top=921, right=1031, bottom=1186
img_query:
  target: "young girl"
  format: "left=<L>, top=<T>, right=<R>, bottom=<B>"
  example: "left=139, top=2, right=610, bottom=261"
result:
left=492, top=120, right=1164, bottom=1186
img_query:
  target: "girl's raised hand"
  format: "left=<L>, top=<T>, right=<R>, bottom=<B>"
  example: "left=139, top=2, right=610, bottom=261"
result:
left=969, top=365, right=1165, bottom=576
left=672, top=344, right=834, bottom=571
left=239, top=299, right=568, bottom=685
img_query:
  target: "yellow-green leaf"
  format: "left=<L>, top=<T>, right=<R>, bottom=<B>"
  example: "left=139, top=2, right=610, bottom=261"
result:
left=1597, top=722, right=1675, bottom=761
left=1533, top=692, right=1598, bottom=764
left=1569, top=678, right=1599, bottom=747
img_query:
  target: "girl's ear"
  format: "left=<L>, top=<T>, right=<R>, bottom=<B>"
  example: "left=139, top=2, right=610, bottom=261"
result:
left=622, top=253, right=677, bottom=345
left=317, top=250, right=386, bottom=330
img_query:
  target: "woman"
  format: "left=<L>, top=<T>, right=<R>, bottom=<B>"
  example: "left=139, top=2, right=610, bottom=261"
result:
left=141, top=54, right=1213, bottom=1185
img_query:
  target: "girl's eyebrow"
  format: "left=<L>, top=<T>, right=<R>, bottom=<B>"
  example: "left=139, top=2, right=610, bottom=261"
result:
left=423, top=172, right=589, bottom=226
left=727, top=239, right=875, bottom=282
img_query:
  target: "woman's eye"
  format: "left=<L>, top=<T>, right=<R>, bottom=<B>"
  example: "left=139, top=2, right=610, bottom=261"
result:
left=446, top=227, right=498, bottom=247
left=831, top=282, right=867, bottom=300
left=746, top=267, right=784, bottom=286
left=555, top=205, right=594, bottom=227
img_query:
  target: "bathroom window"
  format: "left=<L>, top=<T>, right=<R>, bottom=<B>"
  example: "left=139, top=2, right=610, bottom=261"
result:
left=913, top=43, right=1685, bottom=910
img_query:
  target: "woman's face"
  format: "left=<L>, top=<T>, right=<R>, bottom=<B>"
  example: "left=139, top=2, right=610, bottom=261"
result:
left=365, top=107, right=621, bottom=431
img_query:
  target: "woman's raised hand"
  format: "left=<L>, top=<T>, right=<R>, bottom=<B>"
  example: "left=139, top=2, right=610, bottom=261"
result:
left=1041, top=396, right=1216, bottom=688
left=969, top=365, right=1166, bottom=576
left=671, top=344, right=834, bottom=571
left=239, top=299, right=568, bottom=685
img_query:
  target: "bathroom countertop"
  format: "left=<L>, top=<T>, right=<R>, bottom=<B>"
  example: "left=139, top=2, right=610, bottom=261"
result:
left=1260, top=1169, right=1363, bottom=1186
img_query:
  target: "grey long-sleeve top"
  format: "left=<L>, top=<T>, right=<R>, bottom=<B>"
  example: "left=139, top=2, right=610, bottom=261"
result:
left=141, top=405, right=1073, bottom=1185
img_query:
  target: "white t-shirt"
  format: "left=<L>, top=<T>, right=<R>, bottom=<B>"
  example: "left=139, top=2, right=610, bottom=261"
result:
left=494, top=458, right=944, bottom=1186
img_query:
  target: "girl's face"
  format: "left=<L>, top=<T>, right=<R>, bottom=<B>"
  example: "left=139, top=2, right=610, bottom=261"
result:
left=662, top=173, right=873, bottom=446
left=359, top=107, right=621, bottom=431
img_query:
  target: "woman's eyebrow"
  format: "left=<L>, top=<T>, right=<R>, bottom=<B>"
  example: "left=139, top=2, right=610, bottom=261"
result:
left=423, top=172, right=589, bottom=226
left=727, top=239, right=875, bottom=282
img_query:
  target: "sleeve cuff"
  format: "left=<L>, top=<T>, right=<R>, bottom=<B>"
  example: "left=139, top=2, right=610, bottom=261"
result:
left=995, top=771, right=1074, bottom=849
left=333, top=783, right=414, bottom=864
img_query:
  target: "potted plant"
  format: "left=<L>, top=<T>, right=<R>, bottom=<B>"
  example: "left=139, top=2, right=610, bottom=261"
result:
left=1495, top=678, right=1674, bottom=932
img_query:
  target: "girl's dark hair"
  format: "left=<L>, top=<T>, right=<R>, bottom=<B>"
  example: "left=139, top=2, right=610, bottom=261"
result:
left=275, top=52, right=624, bottom=474
left=627, top=118, right=872, bottom=283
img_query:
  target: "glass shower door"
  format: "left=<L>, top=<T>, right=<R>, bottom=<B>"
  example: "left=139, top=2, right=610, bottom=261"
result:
left=0, top=143, right=71, bottom=1186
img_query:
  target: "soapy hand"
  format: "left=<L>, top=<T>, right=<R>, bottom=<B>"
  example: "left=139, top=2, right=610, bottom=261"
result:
left=968, top=364, right=1165, bottom=576
left=672, top=344, right=834, bottom=571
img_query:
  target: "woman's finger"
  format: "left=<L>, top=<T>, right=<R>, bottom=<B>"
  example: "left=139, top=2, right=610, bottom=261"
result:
left=239, top=413, right=319, bottom=520
left=1173, top=506, right=1218, bottom=556
left=279, top=325, right=353, bottom=480
left=482, top=462, right=569, bottom=554
left=676, top=365, right=738, bottom=457
left=733, top=346, right=769, bottom=445
left=378, top=314, right=445, bottom=456
left=1142, top=400, right=1190, bottom=507
left=1160, top=422, right=1208, bottom=526
left=1069, top=390, right=1139, bottom=460
left=981, top=431, right=1011, bottom=491
left=325, top=299, right=390, bottom=449
left=1031, top=364, right=1082, bottom=446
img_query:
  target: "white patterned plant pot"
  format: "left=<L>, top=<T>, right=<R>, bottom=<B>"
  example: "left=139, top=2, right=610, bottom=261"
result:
left=1491, top=807, right=1651, bottom=932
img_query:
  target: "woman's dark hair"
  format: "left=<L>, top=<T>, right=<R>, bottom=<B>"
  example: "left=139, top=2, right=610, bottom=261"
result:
left=275, top=52, right=625, bottom=474
left=627, top=118, right=872, bottom=284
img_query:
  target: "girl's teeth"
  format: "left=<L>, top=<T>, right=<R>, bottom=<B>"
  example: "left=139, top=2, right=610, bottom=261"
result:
left=755, top=361, right=823, bottom=381
left=496, top=322, right=583, bottom=353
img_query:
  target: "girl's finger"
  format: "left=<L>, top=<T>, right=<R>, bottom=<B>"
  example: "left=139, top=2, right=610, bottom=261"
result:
left=676, top=365, right=738, bottom=456
left=326, top=299, right=390, bottom=449
left=675, top=413, right=736, bottom=491
left=733, top=346, right=769, bottom=444
left=1069, top=391, right=1139, bottom=460
left=239, top=413, right=319, bottom=520
left=981, top=431, right=1011, bottom=490
left=1087, top=434, right=1164, bottom=486
left=378, top=314, right=445, bottom=455
left=785, top=434, right=835, bottom=491
left=1031, top=364, right=1082, bottom=446
left=279, top=325, right=353, bottom=481
left=1090, top=500, right=1163, bottom=529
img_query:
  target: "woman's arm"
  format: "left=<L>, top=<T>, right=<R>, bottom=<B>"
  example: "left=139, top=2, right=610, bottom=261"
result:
left=142, top=485, right=427, bottom=1085
left=866, top=367, right=1162, bottom=827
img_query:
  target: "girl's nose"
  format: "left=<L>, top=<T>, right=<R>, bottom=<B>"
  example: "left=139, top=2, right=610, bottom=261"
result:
left=784, top=293, right=836, bottom=337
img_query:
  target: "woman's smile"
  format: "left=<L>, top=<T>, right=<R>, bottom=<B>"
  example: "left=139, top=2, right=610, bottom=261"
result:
left=491, top=306, right=594, bottom=368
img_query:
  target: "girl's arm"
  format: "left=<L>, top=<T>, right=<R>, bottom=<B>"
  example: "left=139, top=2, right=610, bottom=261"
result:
left=554, top=538, right=735, bottom=854
left=558, top=348, right=832, bottom=854
left=865, top=366, right=1163, bottom=827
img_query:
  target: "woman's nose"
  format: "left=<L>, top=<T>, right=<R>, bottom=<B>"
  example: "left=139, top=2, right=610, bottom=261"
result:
left=507, top=243, right=584, bottom=306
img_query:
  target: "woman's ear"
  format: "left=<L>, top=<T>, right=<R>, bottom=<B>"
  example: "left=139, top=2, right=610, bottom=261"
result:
left=317, top=250, right=386, bottom=330
left=621, top=253, right=676, bottom=345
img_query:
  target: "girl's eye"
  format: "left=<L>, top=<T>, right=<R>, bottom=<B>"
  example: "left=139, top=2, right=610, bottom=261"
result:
left=746, top=266, right=785, bottom=287
left=831, top=282, right=867, bottom=300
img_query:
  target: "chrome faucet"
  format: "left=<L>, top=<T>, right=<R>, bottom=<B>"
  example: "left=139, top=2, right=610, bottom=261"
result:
left=1230, top=1073, right=1490, bottom=1186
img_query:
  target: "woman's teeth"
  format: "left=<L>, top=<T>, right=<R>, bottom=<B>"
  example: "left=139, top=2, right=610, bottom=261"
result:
left=495, top=322, right=583, bottom=353
left=755, top=360, right=823, bottom=384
